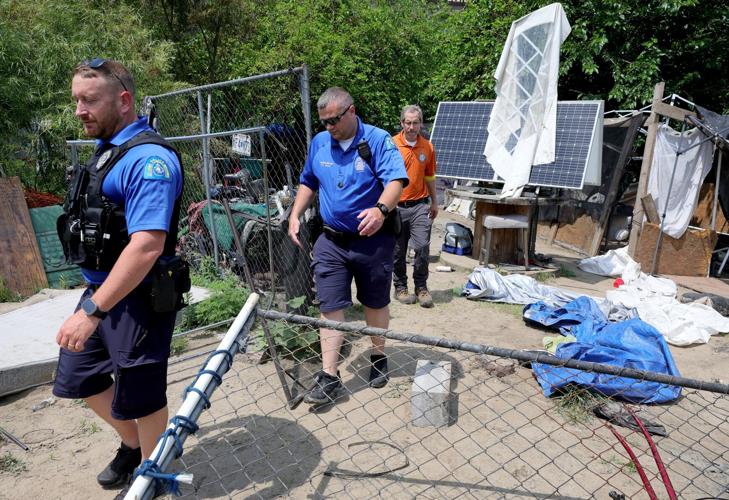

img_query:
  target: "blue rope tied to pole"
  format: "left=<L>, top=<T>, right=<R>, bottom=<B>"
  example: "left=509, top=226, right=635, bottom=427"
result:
left=205, top=349, right=234, bottom=371
left=181, top=349, right=232, bottom=409
left=195, top=368, right=223, bottom=385
left=170, top=415, right=199, bottom=434
left=183, top=386, right=211, bottom=409
left=135, top=459, right=184, bottom=497
left=134, top=342, right=242, bottom=498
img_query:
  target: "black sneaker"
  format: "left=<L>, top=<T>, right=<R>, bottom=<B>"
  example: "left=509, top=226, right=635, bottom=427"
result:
left=304, top=371, right=342, bottom=405
left=369, top=354, right=389, bottom=388
left=97, top=442, right=142, bottom=487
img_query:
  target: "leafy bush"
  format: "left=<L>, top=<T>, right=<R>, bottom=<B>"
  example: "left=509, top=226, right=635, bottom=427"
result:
left=176, top=258, right=250, bottom=331
left=255, top=297, right=321, bottom=361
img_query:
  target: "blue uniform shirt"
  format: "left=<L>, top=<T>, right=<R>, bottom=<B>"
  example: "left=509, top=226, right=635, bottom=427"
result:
left=82, top=117, right=182, bottom=284
left=300, top=118, right=408, bottom=233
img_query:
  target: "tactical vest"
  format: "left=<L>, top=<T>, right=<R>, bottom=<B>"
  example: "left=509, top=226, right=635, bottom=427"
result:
left=57, top=130, right=183, bottom=271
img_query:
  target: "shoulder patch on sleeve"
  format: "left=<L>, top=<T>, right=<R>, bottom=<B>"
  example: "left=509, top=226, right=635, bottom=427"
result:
left=143, top=156, right=172, bottom=181
left=385, top=136, right=397, bottom=151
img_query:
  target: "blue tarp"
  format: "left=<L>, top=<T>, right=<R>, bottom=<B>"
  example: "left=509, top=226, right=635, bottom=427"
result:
left=525, top=296, right=682, bottom=404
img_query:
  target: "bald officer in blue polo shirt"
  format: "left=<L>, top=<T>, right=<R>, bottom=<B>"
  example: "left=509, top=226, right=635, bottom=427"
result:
left=288, top=87, right=408, bottom=405
left=53, top=59, right=182, bottom=496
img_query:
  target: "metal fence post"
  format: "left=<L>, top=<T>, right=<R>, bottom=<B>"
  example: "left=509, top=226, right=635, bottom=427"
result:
left=197, top=90, right=219, bottom=266
left=301, top=64, right=312, bottom=147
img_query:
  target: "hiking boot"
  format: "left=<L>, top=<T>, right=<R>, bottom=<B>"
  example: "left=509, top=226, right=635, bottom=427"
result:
left=395, top=288, right=416, bottom=305
left=304, top=371, right=343, bottom=405
left=97, top=442, right=142, bottom=487
left=416, top=288, right=434, bottom=308
left=369, top=354, right=389, bottom=388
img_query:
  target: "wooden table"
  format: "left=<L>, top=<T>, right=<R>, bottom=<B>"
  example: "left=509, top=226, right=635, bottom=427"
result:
left=445, top=188, right=560, bottom=263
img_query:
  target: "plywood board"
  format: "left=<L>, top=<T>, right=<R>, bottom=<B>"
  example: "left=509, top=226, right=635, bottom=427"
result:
left=692, top=183, right=729, bottom=233
left=536, top=215, right=597, bottom=256
left=635, top=222, right=716, bottom=276
left=0, top=177, right=48, bottom=295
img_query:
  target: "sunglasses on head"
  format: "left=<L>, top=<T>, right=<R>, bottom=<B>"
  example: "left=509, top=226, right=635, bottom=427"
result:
left=320, top=104, right=352, bottom=127
left=80, top=58, right=129, bottom=93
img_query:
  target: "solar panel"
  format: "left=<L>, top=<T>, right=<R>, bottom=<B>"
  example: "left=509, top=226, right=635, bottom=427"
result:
left=430, top=100, right=603, bottom=189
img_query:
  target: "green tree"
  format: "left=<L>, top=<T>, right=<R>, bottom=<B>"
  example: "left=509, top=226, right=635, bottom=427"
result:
left=429, top=0, right=729, bottom=112
left=0, top=0, right=178, bottom=194
left=131, top=0, right=449, bottom=131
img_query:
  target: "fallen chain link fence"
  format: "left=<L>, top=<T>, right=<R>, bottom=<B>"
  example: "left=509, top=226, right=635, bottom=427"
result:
left=130, top=298, right=729, bottom=499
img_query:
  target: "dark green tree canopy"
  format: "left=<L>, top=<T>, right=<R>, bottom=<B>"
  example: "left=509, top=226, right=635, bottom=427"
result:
left=3, top=0, right=729, bottom=194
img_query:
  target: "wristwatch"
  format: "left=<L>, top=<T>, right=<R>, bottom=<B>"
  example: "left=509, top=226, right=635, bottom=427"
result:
left=375, top=202, right=390, bottom=217
left=81, top=298, right=108, bottom=319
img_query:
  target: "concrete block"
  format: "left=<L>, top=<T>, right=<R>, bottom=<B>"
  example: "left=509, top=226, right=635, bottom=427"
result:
left=411, top=360, right=452, bottom=427
left=0, top=359, right=57, bottom=397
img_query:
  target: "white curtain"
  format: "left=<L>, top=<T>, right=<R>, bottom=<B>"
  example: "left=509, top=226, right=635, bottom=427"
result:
left=484, top=3, right=571, bottom=197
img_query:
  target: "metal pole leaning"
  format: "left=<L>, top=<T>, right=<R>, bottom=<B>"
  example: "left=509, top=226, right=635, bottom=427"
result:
left=125, top=293, right=260, bottom=500
left=198, top=90, right=219, bottom=267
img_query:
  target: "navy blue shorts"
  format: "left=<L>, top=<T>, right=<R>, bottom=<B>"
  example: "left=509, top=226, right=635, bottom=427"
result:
left=53, top=286, right=176, bottom=420
left=312, top=231, right=395, bottom=313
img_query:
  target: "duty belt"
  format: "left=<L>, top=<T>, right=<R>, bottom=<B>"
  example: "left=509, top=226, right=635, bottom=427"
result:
left=322, top=225, right=365, bottom=244
left=398, top=197, right=428, bottom=208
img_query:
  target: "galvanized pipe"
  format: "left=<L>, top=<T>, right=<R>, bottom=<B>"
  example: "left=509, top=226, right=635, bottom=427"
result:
left=198, top=91, right=219, bottom=266
left=146, top=67, right=306, bottom=101
left=257, top=309, right=729, bottom=395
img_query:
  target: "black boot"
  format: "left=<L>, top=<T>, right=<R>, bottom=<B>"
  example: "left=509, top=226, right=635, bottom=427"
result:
left=97, top=442, right=142, bottom=487
left=369, top=354, right=389, bottom=388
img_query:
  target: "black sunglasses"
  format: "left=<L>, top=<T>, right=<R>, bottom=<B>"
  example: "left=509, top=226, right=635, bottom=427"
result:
left=320, top=104, right=352, bottom=127
left=81, top=58, right=129, bottom=93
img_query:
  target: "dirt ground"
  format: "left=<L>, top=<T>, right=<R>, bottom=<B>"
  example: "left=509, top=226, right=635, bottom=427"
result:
left=1, top=211, right=729, bottom=499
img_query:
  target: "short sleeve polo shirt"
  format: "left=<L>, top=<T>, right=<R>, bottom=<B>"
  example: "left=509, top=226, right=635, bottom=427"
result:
left=300, top=118, right=408, bottom=232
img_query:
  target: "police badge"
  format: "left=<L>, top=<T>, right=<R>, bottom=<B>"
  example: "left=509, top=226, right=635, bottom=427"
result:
left=96, top=150, right=112, bottom=170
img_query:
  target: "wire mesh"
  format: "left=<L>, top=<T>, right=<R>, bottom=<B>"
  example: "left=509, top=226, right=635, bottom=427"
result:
left=159, top=310, right=729, bottom=499
left=146, top=66, right=314, bottom=307
left=65, top=66, right=316, bottom=309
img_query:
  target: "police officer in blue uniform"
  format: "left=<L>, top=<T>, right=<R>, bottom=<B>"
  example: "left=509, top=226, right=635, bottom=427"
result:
left=288, top=87, right=408, bottom=404
left=53, top=59, right=184, bottom=496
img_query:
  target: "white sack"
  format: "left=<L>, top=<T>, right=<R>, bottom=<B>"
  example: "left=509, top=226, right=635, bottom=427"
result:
left=578, top=246, right=632, bottom=277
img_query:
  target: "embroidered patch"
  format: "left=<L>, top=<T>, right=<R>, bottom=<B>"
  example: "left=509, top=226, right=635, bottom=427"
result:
left=385, top=137, right=396, bottom=151
left=143, top=156, right=171, bottom=181
left=419, top=153, right=426, bottom=162
left=355, top=157, right=366, bottom=172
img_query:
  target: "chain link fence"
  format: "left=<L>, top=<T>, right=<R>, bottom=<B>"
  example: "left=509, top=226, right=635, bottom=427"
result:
left=146, top=66, right=314, bottom=309
left=67, top=66, right=316, bottom=310
left=140, top=303, right=729, bottom=499
left=63, top=69, right=729, bottom=499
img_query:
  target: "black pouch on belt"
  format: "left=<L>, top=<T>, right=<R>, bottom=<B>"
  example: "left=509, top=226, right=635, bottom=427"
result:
left=150, top=256, right=191, bottom=313
left=382, top=209, right=402, bottom=237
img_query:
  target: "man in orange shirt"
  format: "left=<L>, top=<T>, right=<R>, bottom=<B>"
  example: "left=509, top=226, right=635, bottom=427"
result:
left=392, top=105, right=438, bottom=307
